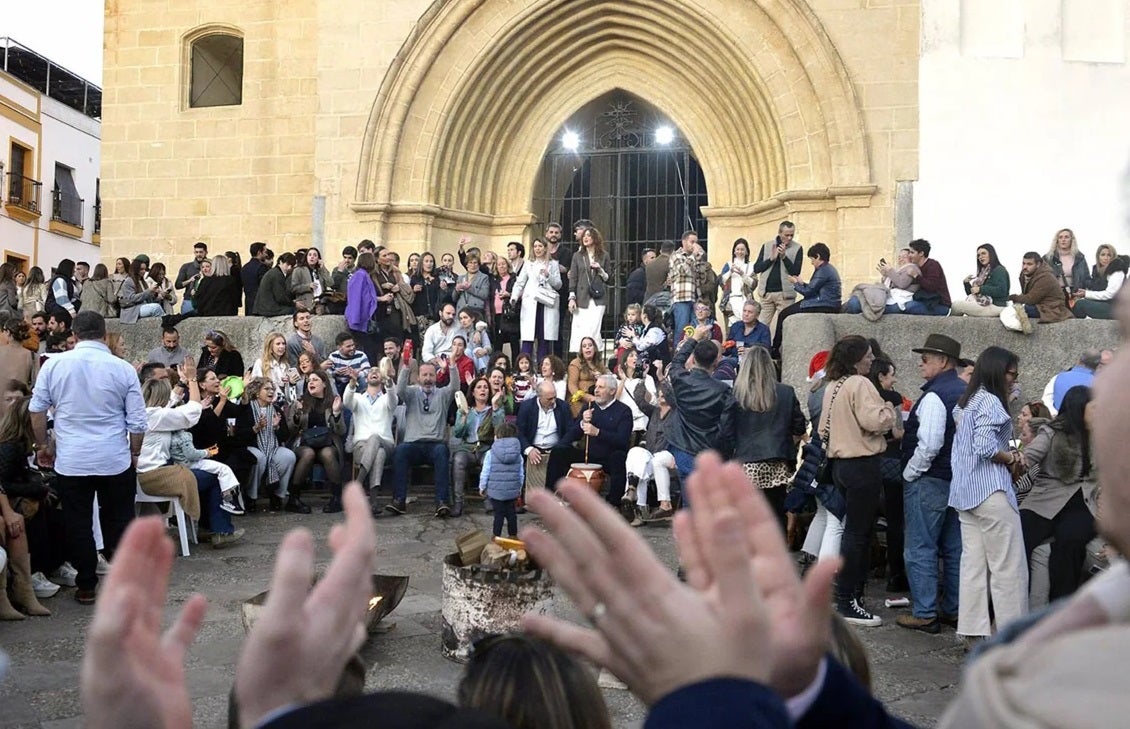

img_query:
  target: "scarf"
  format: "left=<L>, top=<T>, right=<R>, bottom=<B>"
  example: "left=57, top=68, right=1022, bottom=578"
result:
left=939, top=561, right=1130, bottom=729
left=251, top=401, right=281, bottom=483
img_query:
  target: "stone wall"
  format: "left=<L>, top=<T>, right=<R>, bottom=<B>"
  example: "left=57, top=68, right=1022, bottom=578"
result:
left=781, top=314, right=1119, bottom=414
left=107, top=315, right=350, bottom=366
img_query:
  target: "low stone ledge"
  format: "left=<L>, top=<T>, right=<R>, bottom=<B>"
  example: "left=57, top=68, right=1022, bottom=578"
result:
left=108, top=315, right=351, bottom=365
left=782, top=314, right=1118, bottom=414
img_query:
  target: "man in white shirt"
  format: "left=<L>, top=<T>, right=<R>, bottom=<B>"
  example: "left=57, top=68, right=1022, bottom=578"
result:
left=29, top=311, right=147, bottom=605
left=898, top=333, right=966, bottom=634
left=420, top=302, right=458, bottom=363
left=515, top=380, right=570, bottom=492
left=343, top=367, right=397, bottom=515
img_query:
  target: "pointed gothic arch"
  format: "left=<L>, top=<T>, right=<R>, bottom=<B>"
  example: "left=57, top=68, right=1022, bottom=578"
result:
left=353, top=0, right=876, bottom=242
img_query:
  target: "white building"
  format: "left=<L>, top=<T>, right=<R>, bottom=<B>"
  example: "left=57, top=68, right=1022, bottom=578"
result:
left=1, top=37, right=102, bottom=274
left=916, top=0, right=1130, bottom=289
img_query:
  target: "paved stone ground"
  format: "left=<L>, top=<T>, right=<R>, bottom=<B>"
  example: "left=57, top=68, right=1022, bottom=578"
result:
left=0, top=492, right=961, bottom=728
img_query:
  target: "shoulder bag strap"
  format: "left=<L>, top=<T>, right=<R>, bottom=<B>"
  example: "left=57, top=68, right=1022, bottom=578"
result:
left=820, top=377, right=848, bottom=444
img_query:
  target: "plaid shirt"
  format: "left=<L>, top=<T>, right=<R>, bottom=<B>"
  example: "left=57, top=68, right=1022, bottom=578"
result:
left=667, top=249, right=700, bottom=303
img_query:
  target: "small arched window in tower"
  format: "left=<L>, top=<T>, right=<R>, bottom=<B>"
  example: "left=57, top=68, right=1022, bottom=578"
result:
left=189, top=34, right=243, bottom=108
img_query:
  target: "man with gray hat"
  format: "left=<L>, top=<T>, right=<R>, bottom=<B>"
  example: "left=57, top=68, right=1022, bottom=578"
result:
left=898, top=333, right=967, bottom=633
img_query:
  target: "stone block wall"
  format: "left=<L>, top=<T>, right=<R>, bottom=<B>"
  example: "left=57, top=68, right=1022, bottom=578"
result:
left=781, top=313, right=1118, bottom=415
left=108, top=315, right=350, bottom=367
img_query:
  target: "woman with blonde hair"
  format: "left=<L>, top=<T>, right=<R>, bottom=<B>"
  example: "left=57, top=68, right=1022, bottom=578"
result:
left=1044, top=227, right=1090, bottom=294
left=1073, top=243, right=1127, bottom=320
left=251, top=332, right=293, bottom=395
left=136, top=378, right=245, bottom=548
left=194, top=254, right=241, bottom=316
left=731, top=345, right=806, bottom=529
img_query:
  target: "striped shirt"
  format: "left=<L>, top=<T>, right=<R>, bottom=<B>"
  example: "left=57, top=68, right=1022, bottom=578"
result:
left=949, top=387, right=1017, bottom=512
left=328, top=349, right=371, bottom=388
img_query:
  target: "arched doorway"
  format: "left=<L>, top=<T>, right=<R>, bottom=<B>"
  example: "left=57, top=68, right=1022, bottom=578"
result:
left=534, top=91, right=708, bottom=336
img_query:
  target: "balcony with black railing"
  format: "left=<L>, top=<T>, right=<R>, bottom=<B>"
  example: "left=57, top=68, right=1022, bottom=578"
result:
left=93, top=200, right=101, bottom=236
left=51, top=189, right=84, bottom=231
left=5, top=173, right=42, bottom=219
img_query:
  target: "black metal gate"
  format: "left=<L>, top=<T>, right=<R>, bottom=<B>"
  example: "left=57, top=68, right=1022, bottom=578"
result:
left=532, top=94, right=709, bottom=339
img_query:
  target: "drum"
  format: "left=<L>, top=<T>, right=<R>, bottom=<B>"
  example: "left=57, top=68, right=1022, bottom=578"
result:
left=568, top=463, right=605, bottom=493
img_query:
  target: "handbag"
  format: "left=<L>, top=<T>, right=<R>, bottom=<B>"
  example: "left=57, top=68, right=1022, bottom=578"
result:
left=588, top=276, right=606, bottom=301
left=534, top=286, right=558, bottom=307
left=302, top=425, right=333, bottom=449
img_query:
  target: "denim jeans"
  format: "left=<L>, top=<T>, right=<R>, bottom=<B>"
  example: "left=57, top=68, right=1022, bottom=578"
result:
left=900, top=301, right=951, bottom=316
left=671, top=301, right=694, bottom=343
left=392, top=440, right=450, bottom=504
left=903, top=475, right=962, bottom=618
left=669, top=446, right=697, bottom=506
left=193, top=468, right=235, bottom=535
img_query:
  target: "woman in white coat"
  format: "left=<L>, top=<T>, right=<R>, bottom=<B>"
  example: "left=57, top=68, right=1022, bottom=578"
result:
left=510, top=237, right=562, bottom=361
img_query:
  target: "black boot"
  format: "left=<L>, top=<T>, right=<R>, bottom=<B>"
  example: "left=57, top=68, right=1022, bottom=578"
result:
left=323, top=484, right=343, bottom=513
left=285, top=493, right=312, bottom=514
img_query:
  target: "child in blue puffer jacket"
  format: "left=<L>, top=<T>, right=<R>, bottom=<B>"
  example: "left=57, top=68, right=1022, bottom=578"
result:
left=479, top=423, right=524, bottom=537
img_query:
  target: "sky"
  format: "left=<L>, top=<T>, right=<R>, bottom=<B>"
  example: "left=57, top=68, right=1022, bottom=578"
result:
left=4, top=1, right=104, bottom=86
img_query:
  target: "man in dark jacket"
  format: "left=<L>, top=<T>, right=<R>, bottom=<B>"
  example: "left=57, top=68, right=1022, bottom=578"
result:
left=626, top=249, right=654, bottom=306
left=516, top=380, right=571, bottom=492
left=546, top=373, right=633, bottom=505
left=254, top=254, right=297, bottom=317
left=645, top=241, right=674, bottom=301
left=897, top=333, right=966, bottom=634
left=666, top=325, right=737, bottom=487
left=241, top=242, right=270, bottom=315
left=1008, top=252, right=1073, bottom=330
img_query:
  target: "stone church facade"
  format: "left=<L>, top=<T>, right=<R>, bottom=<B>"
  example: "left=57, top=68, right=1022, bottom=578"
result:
left=100, top=0, right=920, bottom=281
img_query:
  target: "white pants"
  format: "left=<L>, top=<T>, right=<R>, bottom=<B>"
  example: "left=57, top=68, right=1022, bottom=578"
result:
left=93, top=494, right=104, bottom=551
left=625, top=447, right=674, bottom=507
left=186, top=458, right=240, bottom=494
left=957, top=490, right=1029, bottom=637
left=802, top=503, right=843, bottom=560
left=246, top=446, right=297, bottom=499
left=569, top=304, right=605, bottom=353
left=950, top=300, right=1004, bottom=318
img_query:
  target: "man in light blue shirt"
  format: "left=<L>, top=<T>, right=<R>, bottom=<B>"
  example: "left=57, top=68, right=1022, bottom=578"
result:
left=30, top=311, right=147, bottom=605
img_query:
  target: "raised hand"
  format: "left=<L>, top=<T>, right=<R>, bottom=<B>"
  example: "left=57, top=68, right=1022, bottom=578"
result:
left=674, top=452, right=839, bottom=698
left=234, top=484, right=377, bottom=727
left=520, top=465, right=773, bottom=706
left=81, top=517, right=208, bottom=729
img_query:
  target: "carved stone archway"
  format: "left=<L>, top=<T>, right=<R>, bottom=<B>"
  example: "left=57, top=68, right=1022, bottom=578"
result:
left=353, top=0, right=876, bottom=249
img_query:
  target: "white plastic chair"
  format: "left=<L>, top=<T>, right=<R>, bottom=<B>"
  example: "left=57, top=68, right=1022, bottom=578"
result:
left=134, top=481, right=197, bottom=557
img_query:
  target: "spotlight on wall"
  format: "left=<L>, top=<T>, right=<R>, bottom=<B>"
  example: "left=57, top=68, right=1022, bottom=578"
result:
left=655, top=126, right=675, bottom=145
left=562, top=130, right=580, bottom=151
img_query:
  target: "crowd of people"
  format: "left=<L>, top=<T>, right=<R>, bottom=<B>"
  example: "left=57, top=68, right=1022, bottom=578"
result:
left=0, top=216, right=1123, bottom=728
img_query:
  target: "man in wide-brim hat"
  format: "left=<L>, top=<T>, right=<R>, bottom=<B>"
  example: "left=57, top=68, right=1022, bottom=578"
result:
left=898, top=332, right=967, bottom=634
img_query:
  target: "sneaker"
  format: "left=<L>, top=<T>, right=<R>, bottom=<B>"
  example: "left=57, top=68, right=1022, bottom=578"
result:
left=31, top=572, right=60, bottom=598
left=49, top=562, right=78, bottom=587
left=384, top=499, right=407, bottom=516
left=896, top=614, right=940, bottom=634
left=75, top=588, right=97, bottom=606
left=435, top=504, right=451, bottom=519
left=211, top=528, right=246, bottom=549
left=96, top=553, right=112, bottom=576
left=837, top=597, right=882, bottom=627
left=220, top=490, right=246, bottom=516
